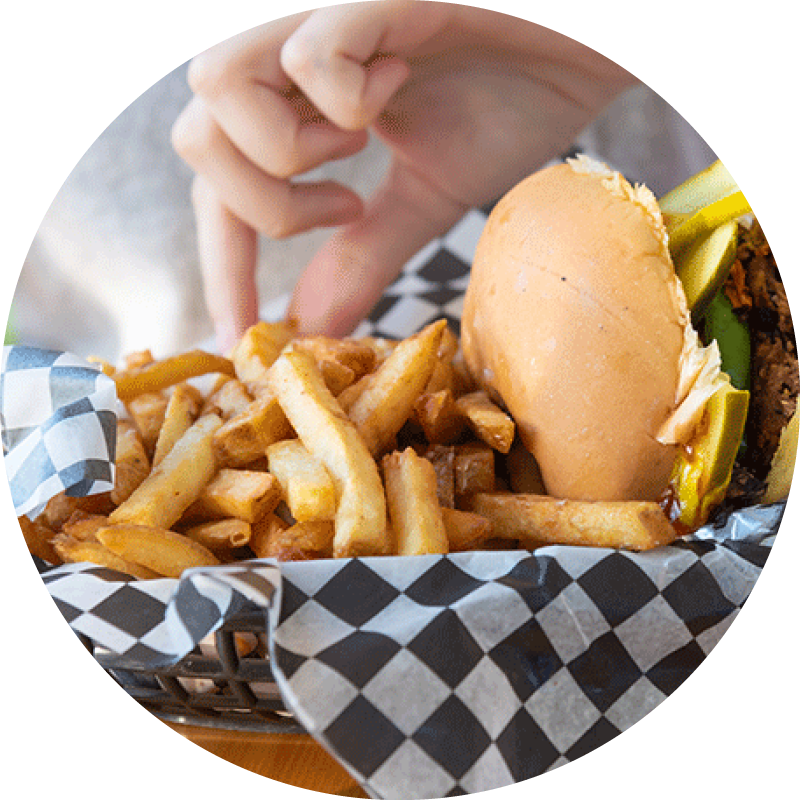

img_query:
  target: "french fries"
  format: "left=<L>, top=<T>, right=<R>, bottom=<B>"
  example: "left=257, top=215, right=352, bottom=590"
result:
left=454, top=391, right=515, bottom=454
left=467, top=493, right=679, bottom=551
left=114, top=350, right=235, bottom=402
left=185, top=468, right=280, bottom=523
left=109, top=414, right=222, bottom=529
left=184, top=518, right=252, bottom=555
left=266, top=439, right=336, bottom=522
left=383, top=448, right=448, bottom=556
left=349, top=320, right=447, bottom=457
left=96, top=524, right=220, bottom=578
left=267, top=349, right=389, bottom=557
left=54, top=534, right=161, bottom=579
left=152, top=383, right=202, bottom=466
left=111, top=421, right=150, bottom=505
left=23, top=316, right=683, bottom=580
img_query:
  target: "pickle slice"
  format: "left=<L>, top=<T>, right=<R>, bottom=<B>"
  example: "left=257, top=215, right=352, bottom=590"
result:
left=675, top=219, right=738, bottom=320
left=671, top=380, right=749, bottom=530
left=659, top=159, right=739, bottom=225
left=664, top=189, right=752, bottom=255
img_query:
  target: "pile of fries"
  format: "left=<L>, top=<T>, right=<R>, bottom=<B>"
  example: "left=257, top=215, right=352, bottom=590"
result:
left=19, top=319, right=679, bottom=580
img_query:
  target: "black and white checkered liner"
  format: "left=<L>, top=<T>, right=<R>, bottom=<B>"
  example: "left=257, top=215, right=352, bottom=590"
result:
left=4, top=196, right=783, bottom=798
left=38, top=507, right=777, bottom=798
left=2, top=346, right=117, bottom=518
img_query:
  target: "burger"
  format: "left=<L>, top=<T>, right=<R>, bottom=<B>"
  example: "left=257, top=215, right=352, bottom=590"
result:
left=461, top=155, right=796, bottom=530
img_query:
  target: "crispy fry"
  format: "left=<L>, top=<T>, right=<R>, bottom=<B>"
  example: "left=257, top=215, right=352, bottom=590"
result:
left=185, top=468, right=280, bottom=523
left=19, top=515, right=61, bottom=565
left=53, top=534, right=159, bottom=579
left=292, top=336, right=377, bottom=381
left=202, top=378, right=253, bottom=420
left=423, top=358, right=457, bottom=395
left=336, top=373, right=373, bottom=413
left=454, top=391, right=515, bottom=453
left=96, top=524, right=220, bottom=577
left=266, top=439, right=336, bottom=522
left=468, top=493, right=679, bottom=551
left=62, top=512, right=109, bottom=542
left=250, top=512, right=290, bottom=558
left=251, top=519, right=336, bottom=561
left=383, top=448, right=448, bottom=556
left=423, top=444, right=456, bottom=508
left=109, top=413, right=222, bottom=529
left=441, top=507, right=493, bottom=552
left=231, top=321, right=296, bottom=395
left=112, top=420, right=150, bottom=505
left=267, top=349, right=389, bottom=557
left=414, top=388, right=465, bottom=444
left=152, top=384, right=202, bottom=467
left=455, top=442, right=496, bottom=497
left=114, top=350, right=235, bottom=402
left=317, top=357, right=356, bottom=395
left=126, top=391, right=168, bottom=455
left=184, top=518, right=252, bottom=554
left=40, top=491, right=114, bottom=529
left=349, top=320, right=447, bottom=457
left=212, top=390, right=293, bottom=468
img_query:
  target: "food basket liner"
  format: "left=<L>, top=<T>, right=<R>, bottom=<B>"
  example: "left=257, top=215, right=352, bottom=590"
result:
left=2, top=200, right=784, bottom=798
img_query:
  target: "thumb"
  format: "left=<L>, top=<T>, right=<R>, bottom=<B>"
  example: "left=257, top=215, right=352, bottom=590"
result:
left=287, top=160, right=468, bottom=337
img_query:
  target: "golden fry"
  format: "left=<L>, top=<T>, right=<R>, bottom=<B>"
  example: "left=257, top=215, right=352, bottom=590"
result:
left=212, top=390, right=293, bottom=468
left=454, top=443, right=496, bottom=497
left=414, top=388, right=465, bottom=444
left=266, top=439, right=337, bottom=522
left=468, top=493, right=679, bottom=551
left=383, top=448, right=448, bottom=556
left=231, top=321, right=296, bottom=395
left=422, top=444, right=456, bottom=508
left=62, top=512, right=109, bottom=542
left=349, top=320, right=447, bottom=457
left=152, top=384, right=202, bottom=467
left=267, top=349, right=389, bottom=557
left=251, top=519, right=335, bottom=561
left=441, top=507, right=493, bottom=552
left=454, top=391, right=515, bottom=453
left=292, top=336, right=377, bottom=381
left=114, top=350, right=235, bottom=402
left=109, top=413, right=222, bottom=529
left=126, top=392, right=168, bottom=455
left=184, top=518, right=252, bottom=554
left=202, top=378, right=253, bottom=420
left=19, top=515, right=61, bottom=565
left=112, top=421, right=150, bottom=505
left=97, top=524, right=220, bottom=578
left=53, top=534, right=160, bottom=579
left=185, top=468, right=280, bottom=523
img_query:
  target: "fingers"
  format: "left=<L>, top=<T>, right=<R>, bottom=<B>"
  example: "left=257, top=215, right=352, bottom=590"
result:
left=280, top=0, right=446, bottom=131
left=191, top=176, right=259, bottom=353
left=288, top=160, right=469, bottom=337
left=173, top=97, right=364, bottom=239
left=188, top=22, right=370, bottom=180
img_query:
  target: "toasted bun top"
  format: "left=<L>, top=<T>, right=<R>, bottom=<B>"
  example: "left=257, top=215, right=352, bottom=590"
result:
left=461, top=156, right=722, bottom=501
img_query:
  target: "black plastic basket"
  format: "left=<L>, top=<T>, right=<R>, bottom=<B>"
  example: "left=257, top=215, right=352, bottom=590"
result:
left=77, top=614, right=303, bottom=732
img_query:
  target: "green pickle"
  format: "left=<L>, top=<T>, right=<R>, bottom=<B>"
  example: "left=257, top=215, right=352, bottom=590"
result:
left=703, top=291, right=751, bottom=391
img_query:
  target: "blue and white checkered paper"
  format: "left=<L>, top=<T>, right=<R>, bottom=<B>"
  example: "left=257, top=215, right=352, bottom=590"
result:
left=2, top=346, right=117, bottom=518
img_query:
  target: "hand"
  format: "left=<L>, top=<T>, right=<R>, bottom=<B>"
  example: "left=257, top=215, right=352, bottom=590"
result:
left=172, top=1, right=636, bottom=348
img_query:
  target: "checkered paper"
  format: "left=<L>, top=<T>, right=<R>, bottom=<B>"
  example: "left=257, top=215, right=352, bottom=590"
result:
left=2, top=346, right=117, bottom=518
left=37, top=505, right=778, bottom=799
left=4, top=196, right=784, bottom=798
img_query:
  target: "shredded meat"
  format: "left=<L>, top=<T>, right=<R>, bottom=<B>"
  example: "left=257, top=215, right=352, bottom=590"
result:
left=724, top=222, right=798, bottom=480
